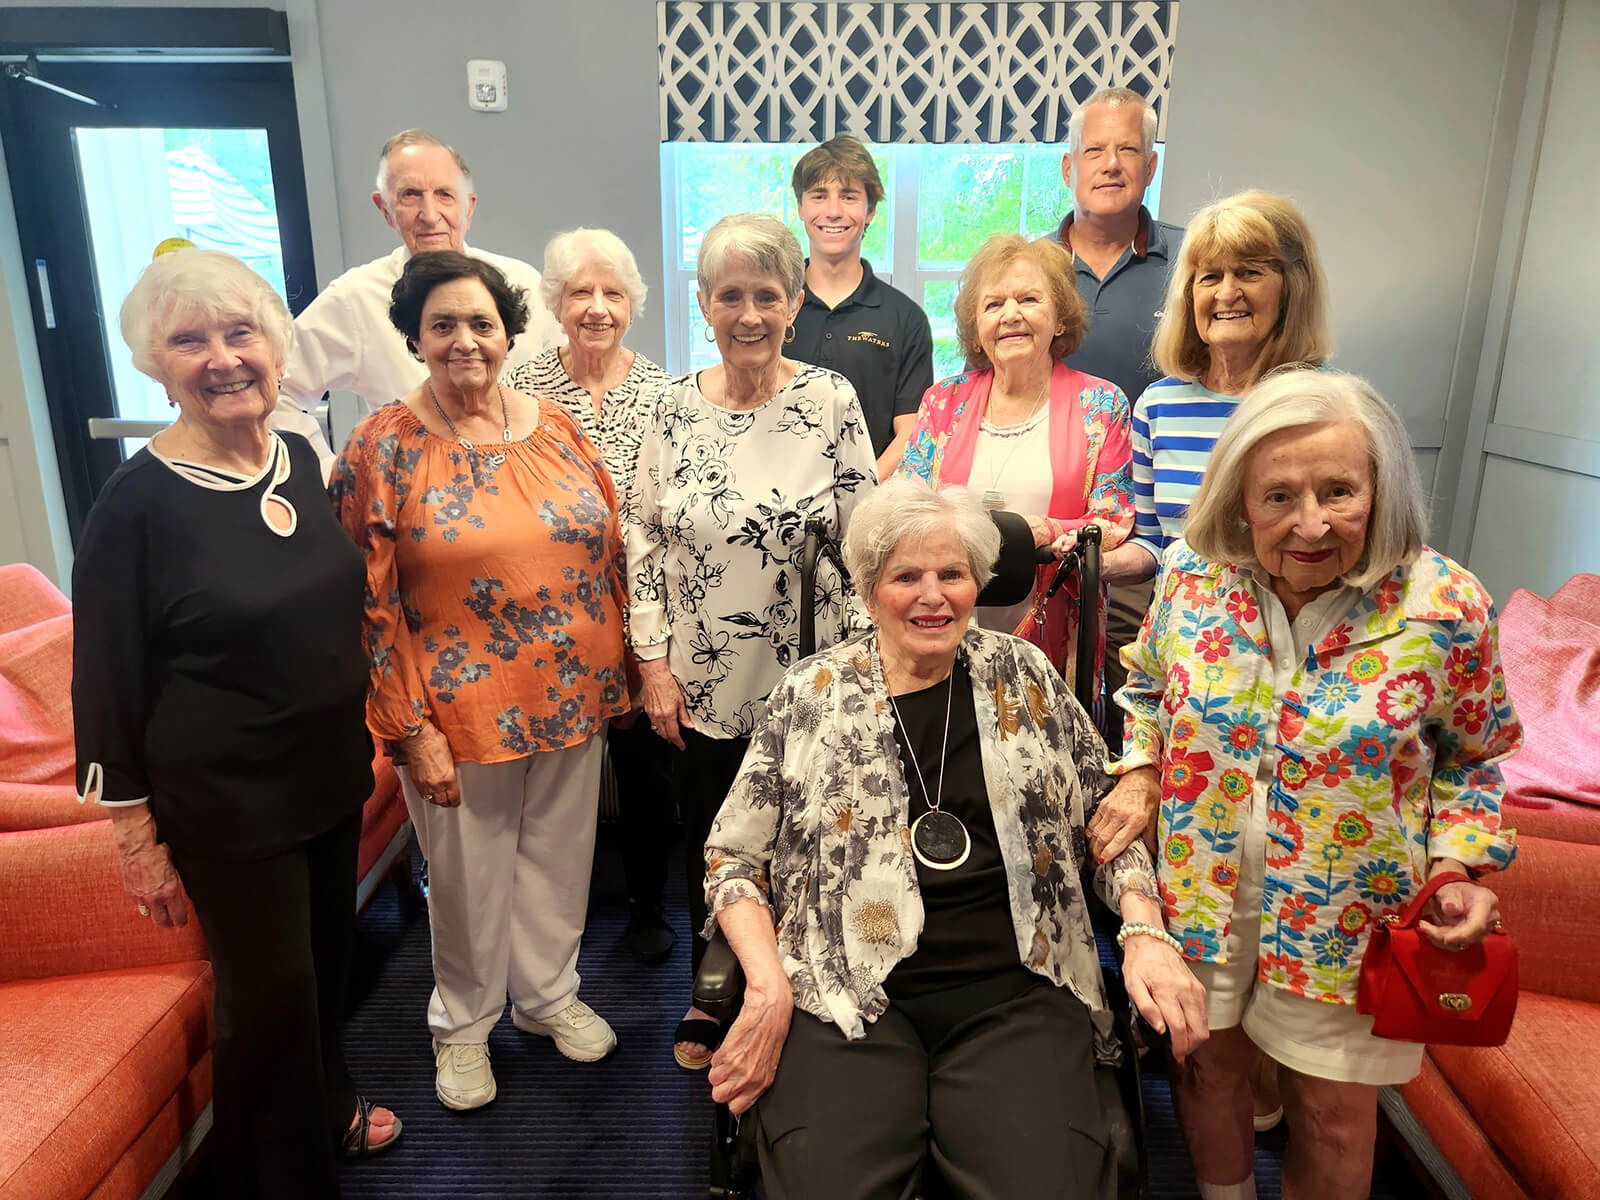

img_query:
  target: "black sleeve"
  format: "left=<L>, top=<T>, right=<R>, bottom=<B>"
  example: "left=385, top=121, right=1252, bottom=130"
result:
left=70, top=477, right=153, bottom=805
left=894, top=305, right=936, bottom=418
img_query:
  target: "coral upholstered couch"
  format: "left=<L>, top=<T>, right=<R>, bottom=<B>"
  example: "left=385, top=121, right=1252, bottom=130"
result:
left=0, top=562, right=411, bottom=1198
left=1389, top=574, right=1600, bottom=1199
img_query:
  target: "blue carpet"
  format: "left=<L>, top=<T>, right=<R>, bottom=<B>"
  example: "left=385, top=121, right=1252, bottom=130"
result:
left=333, top=829, right=1427, bottom=1198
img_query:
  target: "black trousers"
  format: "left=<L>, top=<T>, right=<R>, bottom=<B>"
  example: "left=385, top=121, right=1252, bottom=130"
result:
left=755, top=980, right=1108, bottom=1200
left=172, top=811, right=361, bottom=1200
left=608, top=716, right=674, bottom=907
left=671, top=727, right=751, bottom=977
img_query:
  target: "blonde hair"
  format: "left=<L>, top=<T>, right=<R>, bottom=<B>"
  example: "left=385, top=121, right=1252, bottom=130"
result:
left=1184, top=368, right=1427, bottom=587
left=953, top=235, right=1087, bottom=371
left=1150, top=190, right=1332, bottom=385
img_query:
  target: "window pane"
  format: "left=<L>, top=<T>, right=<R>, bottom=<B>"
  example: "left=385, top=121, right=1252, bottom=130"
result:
left=75, top=126, right=286, bottom=454
left=916, top=147, right=1024, bottom=268
left=923, top=280, right=965, bottom=381
left=677, top=144, right=794, bottom=268
left=687, top=279, right=719, bottom=371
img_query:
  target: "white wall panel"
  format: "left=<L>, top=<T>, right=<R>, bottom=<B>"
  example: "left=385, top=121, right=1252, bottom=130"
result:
left=1467, top=455, right=1600, bottom=602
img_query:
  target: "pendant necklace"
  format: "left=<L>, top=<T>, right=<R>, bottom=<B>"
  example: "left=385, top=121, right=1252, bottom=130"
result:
left=429, top=381, right=512, bottom=466
left=888, top=669, right=971, bottom=871
left=981, top=376, right=1050, bottom=510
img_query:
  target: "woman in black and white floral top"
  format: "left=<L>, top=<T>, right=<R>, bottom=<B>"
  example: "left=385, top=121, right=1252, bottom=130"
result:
left=624, top=213, right=876, bottom=1068
left=505, top=228, right=677, bottom=966
left=700, top=478, right=1207, bottom=1198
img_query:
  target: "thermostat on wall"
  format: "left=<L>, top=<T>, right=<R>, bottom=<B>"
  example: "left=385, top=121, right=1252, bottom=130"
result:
left=467, top=60, right=508, bottom=112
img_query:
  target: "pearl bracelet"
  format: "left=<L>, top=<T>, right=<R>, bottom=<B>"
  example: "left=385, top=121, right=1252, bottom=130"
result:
left=1116, top=922, right=1185, bottom=955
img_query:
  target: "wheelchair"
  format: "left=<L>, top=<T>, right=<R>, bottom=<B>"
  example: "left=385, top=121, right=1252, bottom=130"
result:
left=695, top=512, right=1154, bottom=1199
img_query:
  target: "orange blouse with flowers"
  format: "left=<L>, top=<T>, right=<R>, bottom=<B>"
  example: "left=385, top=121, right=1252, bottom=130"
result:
left=332, top=400, right=629, bottom=765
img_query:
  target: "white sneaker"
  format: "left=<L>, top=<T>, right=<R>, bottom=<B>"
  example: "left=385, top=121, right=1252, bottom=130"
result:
left=433, top=1039, right=496, bottom=1110
left=513, top=998, right=618, bottom=1062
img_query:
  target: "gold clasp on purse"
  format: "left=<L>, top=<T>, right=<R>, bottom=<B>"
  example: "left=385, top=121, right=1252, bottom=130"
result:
left=1438, top=993, right=1472, bottom=1012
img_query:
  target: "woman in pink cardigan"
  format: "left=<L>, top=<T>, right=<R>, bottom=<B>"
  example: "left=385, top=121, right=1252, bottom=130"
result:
left=897, top=235, right=1133, bottom=687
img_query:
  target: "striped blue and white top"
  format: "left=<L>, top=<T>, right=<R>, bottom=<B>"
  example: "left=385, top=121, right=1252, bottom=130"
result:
left=1128, top=377, right=1242, bottom=564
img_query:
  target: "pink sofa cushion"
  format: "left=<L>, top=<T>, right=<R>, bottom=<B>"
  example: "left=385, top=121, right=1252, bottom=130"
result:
left=1498, top=577, right=1600, bottom=808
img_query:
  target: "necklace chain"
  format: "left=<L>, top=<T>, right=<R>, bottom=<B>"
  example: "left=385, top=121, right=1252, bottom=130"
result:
left=887, top=670, right=955, bottom=816
left=428, top=381, right=512, bottom=464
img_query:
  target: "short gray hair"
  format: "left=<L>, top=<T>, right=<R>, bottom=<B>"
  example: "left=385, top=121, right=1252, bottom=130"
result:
left=375, top=128, right=472, bottom=199
left=843, top=477, right=1002, bottom=603
left=1184, top=368, right=1428, bottom=587
left=696, top=213, right=805, bottom=302
left=1067, top=87, right=1158, bottom=155
left=119, top=249, right=293, bottom=380
left=539, top=228, right=648, bottom=318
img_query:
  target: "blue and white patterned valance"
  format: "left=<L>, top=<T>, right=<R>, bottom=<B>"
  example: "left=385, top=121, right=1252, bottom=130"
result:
left=659, top=2, right=1181, bottom=144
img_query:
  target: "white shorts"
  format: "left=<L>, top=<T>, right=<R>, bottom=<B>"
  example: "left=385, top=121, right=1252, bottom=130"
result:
left=1189, top=780, right=1424, bottom=1088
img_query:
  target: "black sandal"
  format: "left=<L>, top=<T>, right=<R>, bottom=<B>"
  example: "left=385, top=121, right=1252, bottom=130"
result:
left=673, top=1018, right=724, bottom=1070
left=340, top=1096, right=403, bottom=1158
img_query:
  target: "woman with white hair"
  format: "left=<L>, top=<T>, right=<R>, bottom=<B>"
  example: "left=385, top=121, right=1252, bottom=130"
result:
left=700, top=477, right=1204, bottom=1197
left=625, top=212, right=877, bottom=1068
left=71, top=249, right=400, bottom=1197
left=505, top=228, right=676, bottom=964
left=1110, top=368, right=1520, bottom=1199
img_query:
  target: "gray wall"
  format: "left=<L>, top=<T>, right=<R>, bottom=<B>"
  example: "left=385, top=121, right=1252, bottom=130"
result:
left=0, top=0, right=1572, bottom=600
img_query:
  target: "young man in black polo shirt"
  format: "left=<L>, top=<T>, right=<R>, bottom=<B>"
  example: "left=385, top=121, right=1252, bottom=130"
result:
left=789, top=136, right=934, bottom=478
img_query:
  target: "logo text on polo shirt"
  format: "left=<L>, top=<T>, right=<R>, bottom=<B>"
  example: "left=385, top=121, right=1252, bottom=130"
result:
left=847, top=331, right=891, bottom=349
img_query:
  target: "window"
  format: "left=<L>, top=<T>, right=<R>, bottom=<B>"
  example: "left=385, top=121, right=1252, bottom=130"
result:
left=661, top=140, right=1165, bottom=375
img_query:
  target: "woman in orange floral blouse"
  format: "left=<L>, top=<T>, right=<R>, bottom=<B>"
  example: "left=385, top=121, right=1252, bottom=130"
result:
left=334, top=252, right=628, bottom=1113
left=1105, top=369, right=1520, bottom=1200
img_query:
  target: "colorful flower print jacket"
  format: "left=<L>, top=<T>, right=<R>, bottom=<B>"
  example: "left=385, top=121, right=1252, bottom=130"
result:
left=1111, top=541, right=1521, bottom=1003
left=704, top=626, right=1156, bottom=1061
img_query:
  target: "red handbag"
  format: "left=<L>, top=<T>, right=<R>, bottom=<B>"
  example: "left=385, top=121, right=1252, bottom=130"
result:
left=1356, top=872, right=1518, bottom=1046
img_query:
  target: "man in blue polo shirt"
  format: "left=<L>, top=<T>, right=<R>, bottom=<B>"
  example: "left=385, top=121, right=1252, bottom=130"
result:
left=1056, top=87, right=1185, bottom=751
left=789, top=136, right=934, bottom=478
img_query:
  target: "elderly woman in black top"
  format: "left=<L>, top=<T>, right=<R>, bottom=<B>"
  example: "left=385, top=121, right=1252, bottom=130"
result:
left=72, top=249, right=398, bottom=1199
left=703, top=477, right=1205, bottom=1199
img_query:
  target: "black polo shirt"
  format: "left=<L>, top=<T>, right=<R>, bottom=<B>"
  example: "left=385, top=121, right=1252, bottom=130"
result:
left=791, top=259, right=934, bottom=456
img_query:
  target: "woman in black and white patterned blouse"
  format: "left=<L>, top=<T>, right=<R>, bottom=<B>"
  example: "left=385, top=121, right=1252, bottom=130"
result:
left=625, top=213, right=877, bottom=1070
left=505, top=229, right=676, bottom=966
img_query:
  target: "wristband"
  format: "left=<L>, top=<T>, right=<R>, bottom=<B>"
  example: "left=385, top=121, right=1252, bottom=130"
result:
left=1116, top=921, right=1185, bottom=955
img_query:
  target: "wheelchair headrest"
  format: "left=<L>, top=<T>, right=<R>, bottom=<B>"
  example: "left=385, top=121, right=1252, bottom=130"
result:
left=977, top=510, right=1038, bottom=609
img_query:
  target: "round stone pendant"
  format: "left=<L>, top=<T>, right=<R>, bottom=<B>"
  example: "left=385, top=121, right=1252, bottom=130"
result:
left=911, top=809, right=971, bottom=871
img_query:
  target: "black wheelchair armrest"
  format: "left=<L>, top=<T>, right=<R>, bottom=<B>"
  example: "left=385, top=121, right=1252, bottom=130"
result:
left=694, top=926, right=747, bottom=1028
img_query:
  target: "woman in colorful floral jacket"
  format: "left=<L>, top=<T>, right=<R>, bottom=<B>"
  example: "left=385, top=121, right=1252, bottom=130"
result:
left=701, top=478, right=1204, bottom=1199
left=1105, top=369, right=1521, bottom=1200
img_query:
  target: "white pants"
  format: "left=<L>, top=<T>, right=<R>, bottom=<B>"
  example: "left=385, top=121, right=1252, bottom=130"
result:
left=399, top=733, right=606, bottom=1044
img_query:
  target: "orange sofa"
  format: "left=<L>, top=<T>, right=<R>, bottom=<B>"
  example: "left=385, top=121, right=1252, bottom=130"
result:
left=1389, top=574, right=1600, bottom=1199
left=0, top=562, right=412, bottom=1198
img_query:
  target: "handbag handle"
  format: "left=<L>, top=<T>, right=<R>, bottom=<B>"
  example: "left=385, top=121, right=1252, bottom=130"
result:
left=1384, top=871, right=1472, bottom=929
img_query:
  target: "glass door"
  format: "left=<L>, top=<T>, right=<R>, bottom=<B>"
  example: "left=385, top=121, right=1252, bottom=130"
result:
left=1, top=61, right=315, bottom=538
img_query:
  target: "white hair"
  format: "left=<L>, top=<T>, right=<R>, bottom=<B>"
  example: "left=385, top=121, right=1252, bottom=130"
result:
left=843, top=478, right=1002, bottom=603
left=1067, top=86, right=1158, bottom=155
left=119, top=249, right=293, bottom=380
left=1184, top=368, right=1428, bottom=587
left=696, top=213, right=805, bottom=302
left=539, top=228, right=648, bottom=318
left=374, top=128, right=472, bottom=200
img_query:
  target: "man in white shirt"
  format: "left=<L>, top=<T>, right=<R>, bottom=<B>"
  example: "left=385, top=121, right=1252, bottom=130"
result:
left=272, top=128, right=561, bottom=474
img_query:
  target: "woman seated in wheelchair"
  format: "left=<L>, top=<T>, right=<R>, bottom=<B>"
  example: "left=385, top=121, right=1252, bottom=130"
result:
left=702, top=476, right=1206, bottom=1199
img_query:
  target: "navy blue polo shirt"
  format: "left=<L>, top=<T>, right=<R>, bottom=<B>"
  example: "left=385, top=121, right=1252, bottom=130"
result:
left=1058, top=207, right=1185, bottom=402
left=791, top=259, right=935, bottom=456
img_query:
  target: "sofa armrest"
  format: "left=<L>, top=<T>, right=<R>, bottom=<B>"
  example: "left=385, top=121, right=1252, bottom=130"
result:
left=0, top=780, right=104, bottom=832
left=0, top=820, right=208, bottom=980
left=1489, top=833, right=1600, bottom=1003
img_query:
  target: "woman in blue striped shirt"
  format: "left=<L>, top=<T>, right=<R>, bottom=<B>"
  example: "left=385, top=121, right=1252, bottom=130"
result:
left=1098, top=190, right=1333, bottom=592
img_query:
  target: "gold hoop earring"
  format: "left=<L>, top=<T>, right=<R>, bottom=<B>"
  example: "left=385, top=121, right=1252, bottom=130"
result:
left=784, top=325, right=796, bottom=344
left=703, top=326, right=717, bottom=343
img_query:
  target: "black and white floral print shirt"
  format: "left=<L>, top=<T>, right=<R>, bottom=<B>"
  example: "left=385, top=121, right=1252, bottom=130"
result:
left=625, top=364, right=877, bottom=738
left=704, top=626, right=1157, bottom=1060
